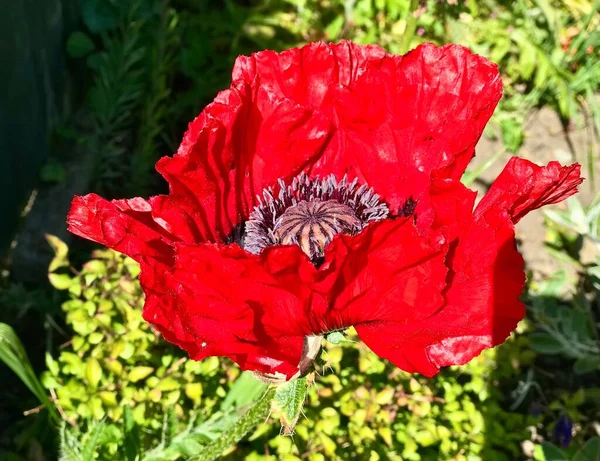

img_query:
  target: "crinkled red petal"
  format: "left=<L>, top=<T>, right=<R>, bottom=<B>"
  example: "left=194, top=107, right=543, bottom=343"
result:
left=260, top=218, right=448, bottom=341
left=141, top=243, right=312, bottom=377
left=354, top=188, right=523, bottom=376
left=67, top=194, right=174, bottom=264
left=156, top=89, right=332, bottom=242
left=475, top=157, right=583, bottom=223
left=355, top=159, right=583, bottom=376
left=234, top=41, right=502, bottom=212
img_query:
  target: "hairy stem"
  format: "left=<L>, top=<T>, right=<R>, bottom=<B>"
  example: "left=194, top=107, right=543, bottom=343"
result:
left=192, top=386, right=276, bottom=461
left=400, top=0, right=420, bottom=54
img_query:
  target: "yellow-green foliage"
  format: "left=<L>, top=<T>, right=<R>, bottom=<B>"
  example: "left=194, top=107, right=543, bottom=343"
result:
left=44, top=248, right=237, bottom=444
left=236, top=335, right=537, bottom=461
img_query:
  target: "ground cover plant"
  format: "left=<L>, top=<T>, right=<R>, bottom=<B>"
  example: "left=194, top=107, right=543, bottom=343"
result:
left=1, top=1, right=599, bottom=460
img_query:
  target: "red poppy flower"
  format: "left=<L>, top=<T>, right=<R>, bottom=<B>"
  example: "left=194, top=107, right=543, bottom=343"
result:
left=67, top=41, right=582, bottom=381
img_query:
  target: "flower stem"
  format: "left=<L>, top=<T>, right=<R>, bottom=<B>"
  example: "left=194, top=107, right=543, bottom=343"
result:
left=193, top=386, right=276, bottom=461
left=400, top=0, right=420, bottom=54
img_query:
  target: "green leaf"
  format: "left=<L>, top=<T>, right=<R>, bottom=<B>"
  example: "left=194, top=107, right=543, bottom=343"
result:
left=572, top=437, right=600, bottom=461
left=324, top=16, right=345, bottom=40
left=221, top=371, right=266, bottom=411
left=570, top=308, right=592, bottom=342
left=41, top=159, right=67, bottom=183
left=500, top=117, right=525, bottom=153
left=325, top=331, right=345, bottom=344
left=98, top=391, right=117, bottom=407
left=518, top=39, right=537, bottom=80
left=46, top=352, right=59, bottom=375
left=273, top=377, right=309, bottom=435
left=574, top=355, right=600, bottom=375
left=67, top=31, right=95, bottom=58
left=88, top=332, right=104, bottom=345
left=128, top=366, right=154, bottom=382
left=161, top=407, right=178, bottom=448
left=156, top=377, right=180, bottom=392
left=462, top=149, right=505, bottom=187
left=83, top=260, right=107, bottom=274
left=46, top=234, right=69, bottom=272
left=536, top=270, right=569, bottom=297
left=86, top=358, right=103, bottom=389
left=529, top=332, right=565, bottom=354
left=123, top=406, right=141, bottom=461
left=185, top=383, right=203, bottom=404
left=538, top=442, right=569, bottom=461
left=59, top=422, right=83, bottom=461
left=49, top=273, right=73, bottom=290
left=170, top=438, right=204, bottom=457
left=82, top=0, right=118, bottom=34
left=82, top=421, right=106, bottom=461
left=490, top=38, right=511, bottom=63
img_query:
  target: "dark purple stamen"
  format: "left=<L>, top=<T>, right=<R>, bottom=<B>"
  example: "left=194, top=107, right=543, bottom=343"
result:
left=244, top=173, right=389, bottom=258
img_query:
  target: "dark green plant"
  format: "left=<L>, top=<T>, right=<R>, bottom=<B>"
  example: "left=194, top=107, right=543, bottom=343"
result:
left=65, top=0, right=180, bottom=195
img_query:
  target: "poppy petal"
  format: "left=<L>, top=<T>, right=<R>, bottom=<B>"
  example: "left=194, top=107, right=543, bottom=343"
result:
left=475, top=157, right=583, bottom=223
left=67, top=194, right=174, bottom=264
left=425, top=205, right=526, bottom=370
left=141, top=242, right=313, bottom=377
left=155, top=86, right=332, bottom=242
left=354, top=204, right=524, bottom=376
left=259, top=219, right=448, bottom=350
left=233, top=41, right=502, bottom=210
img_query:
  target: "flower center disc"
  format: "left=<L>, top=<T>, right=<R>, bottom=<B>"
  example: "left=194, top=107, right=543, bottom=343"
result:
left=273, top=200, right=361, bottom=259
left=243, top=174, right=389, bottom=261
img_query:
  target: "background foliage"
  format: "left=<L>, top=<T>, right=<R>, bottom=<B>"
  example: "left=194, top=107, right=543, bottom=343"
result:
left=1, top=0, right=599, bottom=460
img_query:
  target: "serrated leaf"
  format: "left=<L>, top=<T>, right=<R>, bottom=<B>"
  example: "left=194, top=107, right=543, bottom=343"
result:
left=170, top=438, right=203, bottom=456
left=274, top=377, right=309, bottom=435
left=570, top=308, right=592, bottom=342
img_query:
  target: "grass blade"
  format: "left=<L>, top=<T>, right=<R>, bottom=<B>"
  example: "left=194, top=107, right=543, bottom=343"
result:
left=0, top=323, right=59, bottom=422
